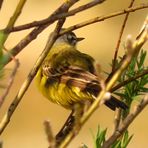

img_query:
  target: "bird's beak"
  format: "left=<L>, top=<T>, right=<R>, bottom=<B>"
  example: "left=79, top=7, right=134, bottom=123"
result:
left=76, top=37, right=85, bottom=42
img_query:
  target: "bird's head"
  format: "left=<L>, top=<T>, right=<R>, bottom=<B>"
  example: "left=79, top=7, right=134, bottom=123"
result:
left=53, top=29, right=85, bottom=46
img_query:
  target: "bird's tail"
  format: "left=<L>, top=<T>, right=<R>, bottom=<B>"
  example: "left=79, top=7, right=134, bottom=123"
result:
left=105, top=96, right=128, bottom=111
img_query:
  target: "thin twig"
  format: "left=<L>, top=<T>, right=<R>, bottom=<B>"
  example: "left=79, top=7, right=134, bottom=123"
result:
left=44, top=120, right=56, bottom=148
left=5, top=0, right=27, bottom=30
left=113, top=108, right=121, bottom=134
left=1, top=0, right=27, bottom=43
left=112, top=0, right=135, bottom=72
left=102, top=94, right=148, bottom=148
left=112, top=0, right=136, bottom=133
left=0, top=0, right=27, bottom=60
left=0, top=0, right=78, bottom=136
left=0, top=48, right=19, bottom=108
left=111, top=68, right=148, bottom=92
left=5, top=0, right=106, bottom=33
left=60, top=3, right=148, bottom=35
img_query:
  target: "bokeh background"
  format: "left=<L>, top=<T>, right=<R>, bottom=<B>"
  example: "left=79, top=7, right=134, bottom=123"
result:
left=0, top=0, right=148, bottom=147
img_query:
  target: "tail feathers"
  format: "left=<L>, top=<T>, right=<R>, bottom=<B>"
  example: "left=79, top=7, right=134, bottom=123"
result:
left=105, top=96, right=128, bottom=111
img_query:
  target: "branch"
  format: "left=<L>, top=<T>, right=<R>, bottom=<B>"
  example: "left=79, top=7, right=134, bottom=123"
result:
left=59, top=3, right=148, bottom=35
left=102, top=94, right=148, bottom=148
left=112, top=0, right=136, bottom=133
left=5, top=0, right=106, bottom=33
left=0, top=48, right=19, bottom=108
left=112, top=0, right=135, bottom=72
left=56, top=111, right=74, bottom=145
left=111, top=68, right=148, bottom=92
left=5, top=0, right=27, bottom=30
left=0, top=0, right=27, bottom=59
left=2, top=3, right=147, bottom=66
left=0, top=0, right=80, bottom=135
left=44, top=120, right=56, bottom=148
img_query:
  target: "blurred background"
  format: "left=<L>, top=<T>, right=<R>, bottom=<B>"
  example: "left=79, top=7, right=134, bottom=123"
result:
left=0, top=0, right=148, bottom=147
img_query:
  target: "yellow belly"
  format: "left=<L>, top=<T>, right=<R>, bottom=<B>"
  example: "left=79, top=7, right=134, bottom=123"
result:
left=36, top=69, right=94, bottom=109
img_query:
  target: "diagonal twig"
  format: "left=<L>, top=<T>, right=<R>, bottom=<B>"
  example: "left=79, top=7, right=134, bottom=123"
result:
left=0, top=48, right=19, bottom=108
left=112, top=0, right=136, bottom=134
left=111, top=68, right=148, bottom=92
left=0, top=0, right=79, bottom=136
left=44, top=120, right=56, bottom=148
left=0, top=0, right=27, bottom=60
left=5, top=0, right=106, bottom=33
left=60, top=3, right=148, bottom=36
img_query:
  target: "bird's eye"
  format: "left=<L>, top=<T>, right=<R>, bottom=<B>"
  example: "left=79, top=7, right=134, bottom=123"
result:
left=67, top=34, right=75, bottom=41
left=67, top=34, right=77, bottom=45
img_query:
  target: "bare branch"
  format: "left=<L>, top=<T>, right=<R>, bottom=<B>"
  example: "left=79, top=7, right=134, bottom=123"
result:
left=112, top=0, right=136, bottom=133
left=6, top=0, right=27, bottom=30
left=102, top=95, right=148, bottom=148
left=112, top=0, right=136, bottom=72
left=0, top=0, right=79, bottom=135
left=44, top=120, right=56, bottom=148
left=0, top=55, right=19, bottom=108
left=5, top=0, right=106, bottom=33
left=0, top=0, right=27, bottom=61
left=60, top=3, right=148, bottom=35
left=111, top=68, right=148, bottom=92
left=113, top=108, right=121, bottom=133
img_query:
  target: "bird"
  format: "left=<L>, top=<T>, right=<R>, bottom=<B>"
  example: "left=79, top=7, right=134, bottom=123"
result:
left=35, top=30, right=127, bottom=111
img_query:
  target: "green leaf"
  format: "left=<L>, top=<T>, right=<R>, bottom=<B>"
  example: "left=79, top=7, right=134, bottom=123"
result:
left=112, top=131, right=133, bottom=148
left=137, top=50, right=146, bottom=69
left=95, top=126, right=107, bottom=148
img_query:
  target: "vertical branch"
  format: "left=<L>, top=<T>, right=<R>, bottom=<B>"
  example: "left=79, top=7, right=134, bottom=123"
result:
left=0, top=48, right=19, bottom=108
left=0, top=0, right=27, bottom=60
left=112, top=0, right=135, bottom=72
left=44, top=120, right=56, bottom=148
left=112, top=0, right=136, bottom=133
left=113, top=109, right=121, bottom=133
left=0, top=0, right=79, bottom=136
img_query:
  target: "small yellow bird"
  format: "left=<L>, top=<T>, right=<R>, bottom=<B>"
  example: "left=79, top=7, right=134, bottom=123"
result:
left=36, top=31, right=127, bottom=111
